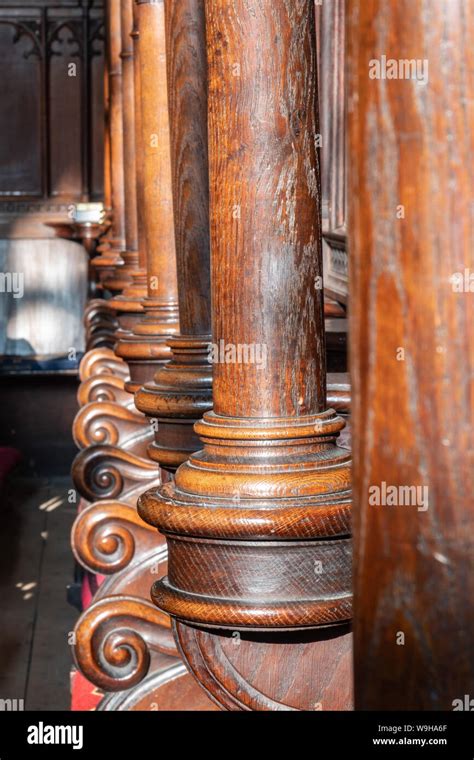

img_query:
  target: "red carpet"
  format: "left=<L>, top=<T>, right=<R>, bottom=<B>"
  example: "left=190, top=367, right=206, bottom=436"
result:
left=0, top=447, right=21, bottom=488
left=70, top=668, right=104, bottom=711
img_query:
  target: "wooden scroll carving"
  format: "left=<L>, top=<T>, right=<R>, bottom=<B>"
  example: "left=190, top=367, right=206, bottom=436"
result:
left=97, top=661, right=219, bottom=711
left=72, top=401, right=152, bottom=453
left=79, top=347, right=128, bottom=382
left=77, top=374, right=130, bottom=408
left=71, top=500, right=157, bottom=575
left=72, top=444, right=159, bottom=502
left=83, top=298, right=119, bottom=351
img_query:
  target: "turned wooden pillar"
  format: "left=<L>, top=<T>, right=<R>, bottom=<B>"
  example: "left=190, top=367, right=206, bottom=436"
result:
left=348, top=0, right=474, bottom=710
left=103, top=41, right=112, bottom=221
left=134, top=0, right=212, bottom=472
left=107, top=0, right=148, bottom=304
left=80, top=36, right=118, bottom=348
left=120, top=0, right=138, bottom=268
left=115, top=0, right=179, bottom=394
left=105, top=0, right=125, bottom=255
left=139, top=0, right=352, bottom=711
left=131, top=0, right=148, bottom=288
left=92, top=0, right=129, bottom=291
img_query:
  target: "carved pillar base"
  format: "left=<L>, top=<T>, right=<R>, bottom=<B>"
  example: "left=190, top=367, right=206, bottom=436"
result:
left=174, top=620, right=352, bottom=710
left=140, top=409, right=351, bottom=630
left=91, top=238, right=130, bottom=293
left=114, top=298, right=179, bottom=396
left=135, top=336, right=212, bottom=473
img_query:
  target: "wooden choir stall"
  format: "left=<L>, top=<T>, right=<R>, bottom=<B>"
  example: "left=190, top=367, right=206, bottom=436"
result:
left=12, top=0, right=468, bottom=712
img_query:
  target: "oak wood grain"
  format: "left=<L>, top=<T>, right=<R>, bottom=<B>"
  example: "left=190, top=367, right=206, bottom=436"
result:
left=348, top=0, right=474, bottom=710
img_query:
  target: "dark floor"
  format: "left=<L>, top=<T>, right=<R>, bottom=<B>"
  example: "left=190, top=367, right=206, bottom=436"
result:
left=0, top=470, right=78, bottom=710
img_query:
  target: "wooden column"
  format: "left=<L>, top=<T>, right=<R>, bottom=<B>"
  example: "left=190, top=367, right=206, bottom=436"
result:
left=92, top=0, right=129, bottom=292
left=119, top=0, right=139, bottom=274
left=102, top=37, right=112, bottom=222
left=99, top=0, right=126, bottom=251
left=348, top=0, right=474, bottom=710
left=134, top=0, right=212, bottom=473
left=107, top=0, right=148, bottom=311
left=131, top=0, right=148, bottom=293
left=115, top=0, right=180, bottom=395
left=139, top=0, right=352, bottom=711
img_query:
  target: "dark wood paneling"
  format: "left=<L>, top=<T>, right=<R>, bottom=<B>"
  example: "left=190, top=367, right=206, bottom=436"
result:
left=0, top=15, right=43, bottom=196
left=0, top=1, right=105, bottom=237
left=48, top=14, right=83, bottom=196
